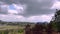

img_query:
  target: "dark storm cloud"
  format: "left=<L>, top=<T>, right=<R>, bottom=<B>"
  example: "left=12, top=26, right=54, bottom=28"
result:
left=23, top=9, right=55, bottom=16
left=0, top=0, right=55, bottom=16
left=19, top=0, right=55, bottom=16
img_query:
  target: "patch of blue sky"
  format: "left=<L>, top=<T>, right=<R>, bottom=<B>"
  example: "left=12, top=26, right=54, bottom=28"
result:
left=9, top=5, right=16, bottom=10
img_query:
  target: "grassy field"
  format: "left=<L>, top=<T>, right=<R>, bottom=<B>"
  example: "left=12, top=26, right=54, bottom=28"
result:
left=0, top=23, right=35, bottom=34
left=0, top=25, right=59, bottom=34
left=0, top=25, right=25, bottom=34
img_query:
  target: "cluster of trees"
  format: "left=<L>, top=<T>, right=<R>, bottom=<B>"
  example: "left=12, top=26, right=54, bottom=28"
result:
left=25, top=10, right=60, bottom=34
left=0, top=20, right=35, bottom=26
left=50, top=9, right=60, bottom=32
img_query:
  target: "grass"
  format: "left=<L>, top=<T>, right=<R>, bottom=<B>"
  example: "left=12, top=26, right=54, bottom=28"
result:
left=0, top=24, right=35, bottom=34
left=0, top=25, right=25, bottom=34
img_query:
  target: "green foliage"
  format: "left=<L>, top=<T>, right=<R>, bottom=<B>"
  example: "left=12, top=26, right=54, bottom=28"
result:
left=0, top=30, right=9, bottom=34
left=56, top=22, right=60, bottom=31
left=4, top=31, right=9, bottom=34
left=51, top=22, right=57, bottom=30
left=18, top=29, right=24, bottom=33
left=55, top=10, right=60, bottom=31
left=0, top=32, right=2, bottom=34
left=51, top=9, right=60, bottom=31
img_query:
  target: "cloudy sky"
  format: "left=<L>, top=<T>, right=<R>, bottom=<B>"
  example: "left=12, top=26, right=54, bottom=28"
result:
left=0, top=0, right=60, bottom=22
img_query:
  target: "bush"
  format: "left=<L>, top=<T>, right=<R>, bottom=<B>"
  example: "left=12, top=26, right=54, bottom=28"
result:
left=18, top=29, right=24, bottom=33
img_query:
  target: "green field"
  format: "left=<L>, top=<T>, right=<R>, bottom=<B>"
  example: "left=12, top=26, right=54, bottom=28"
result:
left=0, top=25, right=25, bottom=34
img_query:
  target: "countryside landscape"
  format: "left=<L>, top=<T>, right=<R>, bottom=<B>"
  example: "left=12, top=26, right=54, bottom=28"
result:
left=0, top=9, right=60, bottom=34
left=0, top=0, right=60, bottom=34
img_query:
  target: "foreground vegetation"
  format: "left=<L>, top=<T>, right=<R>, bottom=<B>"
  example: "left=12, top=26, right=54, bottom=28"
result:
left=0, top=25, right=25, bottom=34
left=0, top=22, right=35, bottom=34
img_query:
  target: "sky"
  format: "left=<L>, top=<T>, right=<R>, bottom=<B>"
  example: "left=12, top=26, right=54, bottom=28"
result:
left=0, top=0, right=60, bottom=22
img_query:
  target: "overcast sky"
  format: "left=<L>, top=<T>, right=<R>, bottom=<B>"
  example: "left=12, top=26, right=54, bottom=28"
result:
left=0, top=0, right=60, bottom=22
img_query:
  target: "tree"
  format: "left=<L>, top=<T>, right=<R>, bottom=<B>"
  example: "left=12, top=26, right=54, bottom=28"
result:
left=51, top=9, right=60, bottom=32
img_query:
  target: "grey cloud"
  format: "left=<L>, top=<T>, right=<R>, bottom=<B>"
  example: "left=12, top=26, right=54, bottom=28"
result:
left=19, top=0, right=55, bottom=16
left=0, top=0, right=14, bottom=4
left=0, top=7, right=8, bottom=14
left=58, top=0, right=60, bottom=1
left=23, top=9, right=55, bottom=17
left=0, top=0, right=55, bottom=16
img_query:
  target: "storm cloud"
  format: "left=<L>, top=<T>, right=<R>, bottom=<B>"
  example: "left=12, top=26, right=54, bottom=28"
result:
left=0, top=0, right=55, bottom=15
left=0, top=0, right=59, bottom=22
